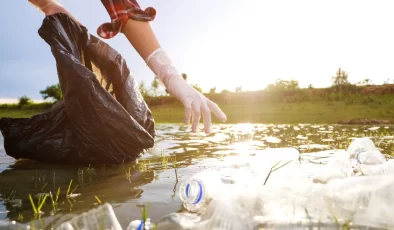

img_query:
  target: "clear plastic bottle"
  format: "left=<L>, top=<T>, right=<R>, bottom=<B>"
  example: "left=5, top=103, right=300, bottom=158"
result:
left=347, top=137, right=378, bottom=157
left=355, top=159, right=394, bottom=176
left=355, top=150, right=386, bottom=165
left=178, top=170, right=237, bottom=213
left=57, top=203, right=122, bottom=230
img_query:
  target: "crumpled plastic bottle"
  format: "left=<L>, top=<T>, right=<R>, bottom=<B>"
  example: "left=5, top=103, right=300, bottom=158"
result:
left=57, top=203, right=122, bottom=230
left=178, top=170, right=241, bottom=213
left=354, top=150, right=386, bottom=165
left=347, top=137, right=378, bottom=158
left=354, top=159, right=394, bottom=176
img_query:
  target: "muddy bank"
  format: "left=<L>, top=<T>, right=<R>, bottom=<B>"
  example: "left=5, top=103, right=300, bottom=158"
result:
left=338, top=118, right=392, bottom=125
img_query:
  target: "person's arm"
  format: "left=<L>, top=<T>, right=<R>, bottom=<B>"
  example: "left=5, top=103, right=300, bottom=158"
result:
left=28, top=0, right=82, bottom=25
left=122, top=20, right=160, bottom=61
left=121, top=20, right=227, bottom=134
left=98, top=1, right=227, bottom=134
left=30, top=0, right=227, bottom=134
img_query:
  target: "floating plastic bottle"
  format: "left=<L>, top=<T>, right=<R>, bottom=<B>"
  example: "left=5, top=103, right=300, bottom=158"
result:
left=355, top=159, right=394, bottom=176
left=347, top=138, right=378, bottom=157
left=355, top=150, right=386, bottom=165
left=57, top=203, right=122, bottom=230
left=178, top=170, right=240, bottom=213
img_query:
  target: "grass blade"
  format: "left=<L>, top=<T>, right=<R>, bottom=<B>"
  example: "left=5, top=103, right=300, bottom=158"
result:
left=70, top=185, right=78, bottom=195
left=56, top=187, right=60, bottom=202
left=271, top=160, right=283, bottom=170
left=272, top=160, right=292, bottom=172
left=95, top=196, right=102, bottom=204
left=29, top=194, right=38, bottom=214
left=37, top=194, right=48, bottom=212
left=41, top=182, right=48, bottom=191
left=66, top=180, right=72, bottom=196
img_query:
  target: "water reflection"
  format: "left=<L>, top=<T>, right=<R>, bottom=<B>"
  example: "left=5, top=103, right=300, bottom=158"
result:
left=0, top=160, right=155, bottom=227
left=0, top=123, right=394, bottom=228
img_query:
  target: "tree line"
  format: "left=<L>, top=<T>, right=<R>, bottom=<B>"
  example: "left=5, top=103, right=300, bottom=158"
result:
left=13, top=68, right=394, bottom=108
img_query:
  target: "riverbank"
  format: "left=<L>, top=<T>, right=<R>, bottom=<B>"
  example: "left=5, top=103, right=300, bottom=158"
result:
left=1, top=100, right=393, bottom=124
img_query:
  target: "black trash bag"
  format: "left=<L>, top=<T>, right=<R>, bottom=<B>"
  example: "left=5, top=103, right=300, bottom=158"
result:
left=0, top=13, right=155, bottom=164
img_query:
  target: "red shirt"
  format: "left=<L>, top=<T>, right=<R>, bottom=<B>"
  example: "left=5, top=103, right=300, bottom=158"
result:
left=97, top=0, right=156, bottom=39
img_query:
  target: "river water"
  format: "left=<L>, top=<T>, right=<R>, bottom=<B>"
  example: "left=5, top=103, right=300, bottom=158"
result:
left=0, top=123, right=393, bottom=229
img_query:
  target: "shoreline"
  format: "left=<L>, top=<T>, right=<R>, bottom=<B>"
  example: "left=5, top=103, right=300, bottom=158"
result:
left=1, top=105, right=393, bottom=125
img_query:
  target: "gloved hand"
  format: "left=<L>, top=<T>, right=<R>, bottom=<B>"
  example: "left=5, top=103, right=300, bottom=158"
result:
left=146, top=48, right=227, bottom=134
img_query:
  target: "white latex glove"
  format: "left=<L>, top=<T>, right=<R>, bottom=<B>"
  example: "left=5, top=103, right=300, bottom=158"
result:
left=146, top=48, right=227, bottom=134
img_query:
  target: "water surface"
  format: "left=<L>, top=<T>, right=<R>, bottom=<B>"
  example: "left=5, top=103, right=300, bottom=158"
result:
left=0, top=123, right=393, bottom=229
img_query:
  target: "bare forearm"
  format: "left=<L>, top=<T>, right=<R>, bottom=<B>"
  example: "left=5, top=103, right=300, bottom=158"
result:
left=28, top=0, right=81, bottom=24
left=122, top=20, right=160, bottom=61
left=28, top=0, right=58, bottom=14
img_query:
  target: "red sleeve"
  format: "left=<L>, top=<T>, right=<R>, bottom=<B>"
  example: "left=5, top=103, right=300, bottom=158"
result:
left=97, top=0, right=156, bottom=39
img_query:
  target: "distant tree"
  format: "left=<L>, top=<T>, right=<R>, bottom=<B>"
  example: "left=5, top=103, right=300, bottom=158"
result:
left=18, top=95, right=32, bottom=108
left=265, top=79, right=299, bottom=91
left=209, top=87, right=217, bottom=94
left=221, top=89, right=231, bottom=94
left=40, top=84, right=63, bottom=101
left=308, top=84, right=314, bottom=89
left=150, top=76, right=161, bottom=96
left=192, top=84, right=203, bottom=93
left=331, top=68, right=350, bottom=86
left=362, top=79, right=373, bottom=85
left=235, top=86, right=243, bottom=92
left=384, top=78, right=391, bottom=84
left=139, top=80, right=149, bottom=97
left=356, top=78, right=374, bottom=86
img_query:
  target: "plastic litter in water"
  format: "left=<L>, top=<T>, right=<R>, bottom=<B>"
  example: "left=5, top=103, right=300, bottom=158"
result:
left=1, top=137, right=389, bottom=229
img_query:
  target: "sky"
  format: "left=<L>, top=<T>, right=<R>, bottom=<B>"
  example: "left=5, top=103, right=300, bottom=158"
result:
left=1, top=0, right=394, bottom=101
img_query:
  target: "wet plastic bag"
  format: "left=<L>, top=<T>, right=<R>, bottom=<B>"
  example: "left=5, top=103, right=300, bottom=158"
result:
left=0, top=13, right=155, bottom=164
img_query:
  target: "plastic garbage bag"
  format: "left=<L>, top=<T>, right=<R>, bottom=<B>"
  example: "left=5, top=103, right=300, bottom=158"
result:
left=0, top=13, right=155, bottom=164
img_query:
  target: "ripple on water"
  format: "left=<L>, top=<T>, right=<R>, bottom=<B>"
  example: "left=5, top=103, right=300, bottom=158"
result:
left=0, top=124, right=394, bottom=229
left=262, top=136, right=282, bottom=144
left=296, top=135, right=308, bottom=140
left=298, top=144, right=331, bottom=150
left=318, top=130, right=333, bottom=134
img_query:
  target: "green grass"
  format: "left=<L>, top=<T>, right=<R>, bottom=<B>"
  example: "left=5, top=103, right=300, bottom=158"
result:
left=1, top=100, right=394, bottom=124
left=149, top=101, right=394, bottom=124
left=0, top=109, right=42, bottom=118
